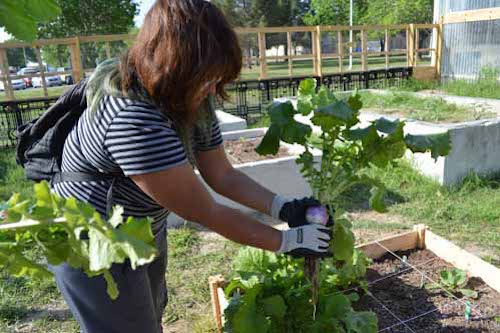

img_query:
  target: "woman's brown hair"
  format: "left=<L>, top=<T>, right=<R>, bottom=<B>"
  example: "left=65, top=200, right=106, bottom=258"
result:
left=121, top=0, right=242, bottom=125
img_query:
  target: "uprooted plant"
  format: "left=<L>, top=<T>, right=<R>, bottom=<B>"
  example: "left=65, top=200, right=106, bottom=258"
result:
left=0, top=181, right=157, bottom=300
left=223, top=78, right=451, bottom=332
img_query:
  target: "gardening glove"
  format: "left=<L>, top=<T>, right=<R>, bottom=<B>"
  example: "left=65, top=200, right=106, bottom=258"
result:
left=276, top=224, right=331, bottom=258
left=272, top=195, right=333, bottom=228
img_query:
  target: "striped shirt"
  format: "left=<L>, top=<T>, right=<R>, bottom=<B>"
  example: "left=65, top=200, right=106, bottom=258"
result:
left=53, top=95, right=222, bottom=233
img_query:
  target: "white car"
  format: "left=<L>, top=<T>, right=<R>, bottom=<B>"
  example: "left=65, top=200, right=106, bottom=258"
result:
left=32, top=75, right=63, bottom=88
left=0, top=79, right=26, bottom=91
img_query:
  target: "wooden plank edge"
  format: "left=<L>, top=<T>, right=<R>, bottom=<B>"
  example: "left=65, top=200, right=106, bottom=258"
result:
left=442, top=7, right=500, bottom=24
left=355, top=230, right=419, bottom=260
left=425, top=230, right=500, bottom=293
left=209, top=275, right=226, bottom=333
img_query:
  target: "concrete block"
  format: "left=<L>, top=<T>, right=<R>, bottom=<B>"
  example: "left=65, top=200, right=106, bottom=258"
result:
left=222, top=128, right=267, bottom=141
left=216, top=110, right=247, bottom=132
left=276, top=96, right=500, bottom=186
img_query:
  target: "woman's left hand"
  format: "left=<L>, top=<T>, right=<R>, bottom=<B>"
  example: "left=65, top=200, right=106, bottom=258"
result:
left=279, top=197, right=333, bottom=228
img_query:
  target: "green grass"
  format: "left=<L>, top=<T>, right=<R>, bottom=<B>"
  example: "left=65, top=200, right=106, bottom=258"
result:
left=0, top=149, right=33, bottom=200
left=240, top=55, right=411, bottom=80
left=340, top=161, right=500, bottom=265
left=0, top=86, right=70, bottom=102
left=249, top=90, right=496, bottom=125
left=0, top=146, right=499, bottom=331
left=396, top=74, right=500, bottom=100
left=359, top=91, right=496, bottom=123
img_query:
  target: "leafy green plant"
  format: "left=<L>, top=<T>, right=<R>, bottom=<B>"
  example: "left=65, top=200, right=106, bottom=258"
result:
left=427, top=268, right=478, bottom=299
left=0, top=181, right=158, bottom=299
left=224, top=248, right=376, bottom=333
left=223, top=78, right=451, bottom=332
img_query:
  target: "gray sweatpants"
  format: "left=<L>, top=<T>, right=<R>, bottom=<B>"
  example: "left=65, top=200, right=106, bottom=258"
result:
left=50, top=224, right=168, bottom=333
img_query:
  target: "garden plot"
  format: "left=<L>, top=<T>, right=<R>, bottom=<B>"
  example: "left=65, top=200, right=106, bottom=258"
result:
left=210, top=226, right=500, bottom=333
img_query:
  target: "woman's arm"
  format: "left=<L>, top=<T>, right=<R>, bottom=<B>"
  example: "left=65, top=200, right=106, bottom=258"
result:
left=131, top=162, right=282, bottom=252
left=196, top=146, right=277, bottom=216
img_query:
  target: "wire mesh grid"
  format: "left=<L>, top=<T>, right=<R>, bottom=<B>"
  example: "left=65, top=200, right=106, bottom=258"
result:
left=329, top=240, right=497, bottom=333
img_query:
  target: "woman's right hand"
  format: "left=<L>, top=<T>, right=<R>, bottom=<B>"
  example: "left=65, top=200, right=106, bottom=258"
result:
left=277, top=224, right=332, bottom=258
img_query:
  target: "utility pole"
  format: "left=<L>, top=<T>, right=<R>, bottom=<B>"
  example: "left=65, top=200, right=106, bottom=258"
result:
left=349, top=0, right=353, bottom=69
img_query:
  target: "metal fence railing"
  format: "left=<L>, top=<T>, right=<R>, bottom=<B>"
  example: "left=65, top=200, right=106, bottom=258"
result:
left=217, top=67, right=413, bottom=123
left=0, top=97, right=59, bottom=149
left=1, top=67, right=412, bottom=149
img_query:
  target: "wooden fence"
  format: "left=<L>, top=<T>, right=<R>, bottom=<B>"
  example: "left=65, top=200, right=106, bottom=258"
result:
left=0, top=24, right=439, bottom=101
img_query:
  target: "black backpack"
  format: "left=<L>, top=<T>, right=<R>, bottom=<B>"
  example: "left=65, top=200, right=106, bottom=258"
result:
left=16, top=79, right=122, bottom=215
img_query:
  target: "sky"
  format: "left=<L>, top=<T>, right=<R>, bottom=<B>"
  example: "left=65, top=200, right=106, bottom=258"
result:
left=0, top=0, right=156, bottom=43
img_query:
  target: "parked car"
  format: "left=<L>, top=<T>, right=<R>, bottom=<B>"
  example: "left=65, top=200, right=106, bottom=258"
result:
left=0, top=78, right=26, bottom=91
left=57, top=67, right=74, bottom=85
left=17, top=67, right=39, bottom=87
left=32, top=75, right=63, bottom=88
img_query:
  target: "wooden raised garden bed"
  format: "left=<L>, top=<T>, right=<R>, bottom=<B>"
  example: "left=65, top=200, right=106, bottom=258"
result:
left=209, top=225, right=500, bottom=332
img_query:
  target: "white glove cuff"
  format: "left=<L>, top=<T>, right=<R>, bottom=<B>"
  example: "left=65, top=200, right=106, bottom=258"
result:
left=271, top=195, right=290, bottom=220
left=276, top=230, right=289, bottom=255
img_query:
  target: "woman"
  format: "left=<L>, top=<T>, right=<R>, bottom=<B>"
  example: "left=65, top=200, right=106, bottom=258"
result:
left=50, top=1, right=331, bottom=332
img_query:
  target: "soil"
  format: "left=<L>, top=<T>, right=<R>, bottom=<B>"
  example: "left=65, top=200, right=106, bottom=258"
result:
left=354, top=249, right=500, bottom=332
left=224, top=138, right=291, bottom=165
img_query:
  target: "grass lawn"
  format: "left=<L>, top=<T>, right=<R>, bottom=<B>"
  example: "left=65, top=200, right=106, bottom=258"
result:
left=0, top=86, right=70, bottom=102
left=0, top=145, right=499, bottom=331
left=249, top=90, right=497, bottom=127
left=239, top=55, right=412, bottom=80
left=359, top=91, right=497, bottom=123
left=395, top=76, right=500, bottom=100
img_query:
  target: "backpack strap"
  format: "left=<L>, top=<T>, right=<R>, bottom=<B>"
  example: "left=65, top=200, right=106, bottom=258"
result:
left=52, top=171, right=126, bottom=218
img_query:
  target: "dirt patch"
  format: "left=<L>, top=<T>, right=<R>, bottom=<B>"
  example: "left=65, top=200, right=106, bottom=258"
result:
left=354, top=249, right=500, bottom=332
left=198, top=231, right=226, bottom=255
left=224, top=138, right=290, bottom=164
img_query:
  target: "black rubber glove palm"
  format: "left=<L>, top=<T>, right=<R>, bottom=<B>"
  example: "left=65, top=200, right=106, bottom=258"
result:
left=279, top=197, right=334, bottom=228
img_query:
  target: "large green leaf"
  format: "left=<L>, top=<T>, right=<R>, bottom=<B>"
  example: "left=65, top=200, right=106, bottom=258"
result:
left=256, top=124, right=282, bottom=155
left=311, top=101, right=356, bottom=131
left=0, top=246, right=52, bottom=279
left=323, top=294, right=351, bottom=318
left=269, top=101, right=295, bottom=126
left=347, top=94, right=363, bottom=112
left=345, top=311, right=378, bottom=333
left=256, top=101, right=312, bottom=155
left=374, top=118, right=403, bottom=135
left=0, top=0, right=61, bottom=41
left=281, top=120, right=312, bottom=145
left=298, top=78, right=316, bottom=97
left=332, top=219, right=355, bottom=261
left=262, top=295, right=287, bottom=318
left=233, top=286, right=270, bottom=333
left=405, top=132, right=451, bottom=160
left=0, top=181, right=158, bottom=300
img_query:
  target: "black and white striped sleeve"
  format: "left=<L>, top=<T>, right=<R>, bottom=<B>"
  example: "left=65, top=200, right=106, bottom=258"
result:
left=194, top=119, right=223, bottom=152
left=104, top=103, right=188, bottom=176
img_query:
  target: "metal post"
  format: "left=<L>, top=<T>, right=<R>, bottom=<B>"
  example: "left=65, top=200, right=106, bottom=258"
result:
left=349, top=0, right=353, bottom=70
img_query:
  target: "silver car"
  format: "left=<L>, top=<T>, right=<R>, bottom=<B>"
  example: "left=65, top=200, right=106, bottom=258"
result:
left=32, top=75, right=63, bottom=88
left=0, top=79, right=26, bottom=91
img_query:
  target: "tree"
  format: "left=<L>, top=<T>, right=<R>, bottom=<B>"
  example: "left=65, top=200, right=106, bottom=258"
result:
left=37, top=0, right=138, bottom=69
left=214, top=0, right=310, bottom=69
left=0, top=0, right=60, bottom=41
left=362, top=0, right=433, bottom=26
left=304, top=0, right=368, bottom=26
left=6, top=42, right=36, bottom=68
left=361, top=0, right=433, bottom=52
